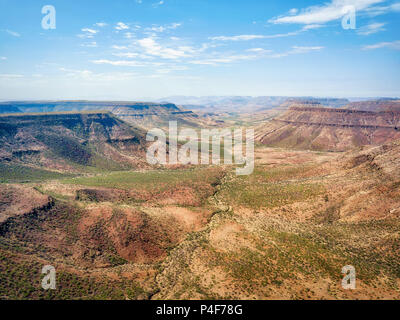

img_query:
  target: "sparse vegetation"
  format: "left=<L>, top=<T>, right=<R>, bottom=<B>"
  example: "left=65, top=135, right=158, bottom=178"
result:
left=219, top=165, right=323, bottom=209
left=0, top=163, right=73, bottom=183
left=1, top=109, right=400, bottom=300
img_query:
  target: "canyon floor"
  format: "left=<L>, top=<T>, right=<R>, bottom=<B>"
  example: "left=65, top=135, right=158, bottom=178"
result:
left=1, top=141, right=399, bottom=300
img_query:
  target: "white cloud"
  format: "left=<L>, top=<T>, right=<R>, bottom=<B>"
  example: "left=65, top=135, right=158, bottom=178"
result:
left=59, top=67, right=92, bottom=78
left=59, top=67, right=138, bottom=81
left=270, top=0, right=384, bottom=24
left=0, top=57, right=6, bottom=60
left=156, top=65, right=188, bottom=74
left=357, top=22, right=386, bottom=35
left=209, top=25, right=323, bottom=42
left=192, top=45, right=324, bottom=64
left=115, top=22, right=129, bottom=30
left=5, top=30, right=20, bottom=37
left=152, top=1, right=164, bottom=8
left=146, top=23, right=182, bottom=34
left=124, top=32, right=135, bottom=39
left=246, top=48, right=273, bottom=53
left=0, top=74, right=23, bottom=78
left=81, top=41, right=98, bottom=48
left=150, top=26, right=166, bottom=33
left=95, top=22, right=108, bottom=27
left=78, top=28, right=98, bottom=39
left=190, top=53, right=264, bottom=65
left=269, top=46, right=324, bottom=58
left=112, top=45, right=129, bottom=50
left=302, top=24, right=325, bottom=30
left=81, top=28, right=98, bottom=34
left=78, top=34, right=94, bottom=39
left=362, top=40, right=400, bottom=49
left=291, top=46, right=325, bottom=53
left=169, top=22, right=181, bottom=29
left=137, top=37, right=189, bottom=59
left=92, top=59, right=146, bottom=67
left=365, top=2, right=400, bottom=15
left=112, top=52, right=139, bottom=58
left=189, top=48, right=277, bottom=66
left=210, top=35, right=266, bottom=41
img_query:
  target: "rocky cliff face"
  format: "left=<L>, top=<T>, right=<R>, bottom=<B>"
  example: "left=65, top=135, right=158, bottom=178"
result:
left=110, top=103, right=201, bottom=129
left=0, top=105, right=22, bottom=114
left=0, top=101, right=202, bottom=130
left=0, top=112, right=147, bottom=172
left=256, top=106, right=400, bottom=151
left=343, top=99, right=400, bottom=112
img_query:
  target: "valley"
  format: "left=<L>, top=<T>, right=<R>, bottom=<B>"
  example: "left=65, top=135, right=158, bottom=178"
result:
left=0, top=98, right=399, bottom=300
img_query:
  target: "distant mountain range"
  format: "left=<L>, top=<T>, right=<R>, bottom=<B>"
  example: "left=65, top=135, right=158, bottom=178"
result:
left=157, top=96, right=351, bottom=112
left=2, top=97, right=400, bottom=116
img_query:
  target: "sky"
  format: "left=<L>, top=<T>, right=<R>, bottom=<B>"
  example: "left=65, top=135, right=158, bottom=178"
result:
left=0, top=0, right=399, bottom=100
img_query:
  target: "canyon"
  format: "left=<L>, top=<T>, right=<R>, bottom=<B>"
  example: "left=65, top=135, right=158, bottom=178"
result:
left=0, top=98, right=399, bottom=300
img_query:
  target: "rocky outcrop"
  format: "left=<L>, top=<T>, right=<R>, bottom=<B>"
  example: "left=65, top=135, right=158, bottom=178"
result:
left=0, top=101, right=202, bottom=130
left=256, top=106, right=400, bottom=151
left=0, top=105, right=21, bottom=114
left=343, top=99, right=400, bottom=112
left=0, top=112, right=147, bottom=171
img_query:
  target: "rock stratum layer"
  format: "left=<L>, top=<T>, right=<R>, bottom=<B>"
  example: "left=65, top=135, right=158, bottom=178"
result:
left=0, top=101, right=203, bottom=130
left=256, top=106, right=400, bottom=151
left=0, top=112, right=147, bottom=173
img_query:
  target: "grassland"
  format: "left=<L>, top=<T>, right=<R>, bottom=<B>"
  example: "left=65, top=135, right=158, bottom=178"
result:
left=62, top=167, right=223, bottom=193
left=1, top=141, right=399, bottom=300
left=219, top=164, right=323, bottom=209
left=0, top=244, right=146, bottom=300
left=0, top=163, right=74, bottom=183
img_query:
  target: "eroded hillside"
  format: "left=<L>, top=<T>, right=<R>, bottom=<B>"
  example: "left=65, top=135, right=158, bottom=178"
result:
left=0, top=139, right=399, bottom=299
left=0, top=107, right=399, bottom=300
left=256, top=106, right=400, bottom=151
left=0, top=112, right=147, bottom=180
left=0, top=101, right=209, bottom=131
left=152, top=142, right=400, bottom=299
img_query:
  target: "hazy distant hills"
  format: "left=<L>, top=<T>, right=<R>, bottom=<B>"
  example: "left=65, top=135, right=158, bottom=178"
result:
left=2, top=97, right=398, bottom=117
left=158, top=96, right=350, bottom=112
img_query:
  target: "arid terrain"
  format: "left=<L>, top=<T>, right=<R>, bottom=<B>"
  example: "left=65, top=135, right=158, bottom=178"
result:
left=0, top=99, right=399, bottom=300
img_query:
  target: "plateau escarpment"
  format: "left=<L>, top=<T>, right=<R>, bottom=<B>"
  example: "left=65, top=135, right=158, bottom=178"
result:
left=0, top=101, right=203, bottom=130
left=0, top=105, right=21, bottom=114
left=343, top=99, right=400, bottom=112
left=0, top=112, right=147, bottom=177
left=256, top=106, right=400, bottom=151
left=110, top=102, right=201, bottom=129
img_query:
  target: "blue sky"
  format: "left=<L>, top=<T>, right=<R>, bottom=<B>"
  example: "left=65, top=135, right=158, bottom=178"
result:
left=0, top=0, right=399, bottom=100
